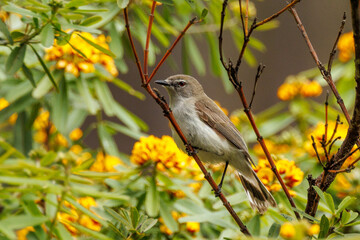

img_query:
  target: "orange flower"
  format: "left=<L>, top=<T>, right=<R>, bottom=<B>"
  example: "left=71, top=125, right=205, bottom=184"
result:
left=338, top=32, right=354, bottom=62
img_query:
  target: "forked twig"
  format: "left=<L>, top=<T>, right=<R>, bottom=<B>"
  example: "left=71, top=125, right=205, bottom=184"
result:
left=249, top=64, right=265, bottom=109
left=219, top=0, right=301, bottom=220
left=328, top=13, right=346, bottom=73
left=311, top=136, right=325, bottom=168
left=123, top=4, right=251, bottom=235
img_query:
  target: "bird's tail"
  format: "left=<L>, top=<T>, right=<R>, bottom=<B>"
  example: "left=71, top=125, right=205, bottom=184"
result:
left=238, top=170, right=277, bottom=214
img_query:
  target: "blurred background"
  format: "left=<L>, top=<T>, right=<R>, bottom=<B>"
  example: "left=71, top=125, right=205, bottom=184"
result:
left=87, top=0, right=350, bottom=154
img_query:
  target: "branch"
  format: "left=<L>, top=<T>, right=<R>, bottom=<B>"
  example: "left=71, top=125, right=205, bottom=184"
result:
left=286, top=0, right=360, bottom=216
left=219, top=0, right=301, bottom=220
left=144, top=1, right=157, bottom=82
left=123, top=5, right=251, bottom=235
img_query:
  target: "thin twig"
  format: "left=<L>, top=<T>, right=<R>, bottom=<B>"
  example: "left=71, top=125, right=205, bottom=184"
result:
left=245, top=0, right=249, bottom=36
left=249, top=64, right=265, bottom=109
left=328, top=13, right=346, bottom=73
left=311, top=136, right=325, bottom=168
left=324, top=92, right=329, bottom=143
left=330, top=147, right=360, bottom=169
left=326, top=115, right=341, bottom=146
left=321, top=135, right=330, bottom=162
left=328, top=166, right=355, bottom=173
left=219, top=0, right=229, bottom=70
left=328, top=136, right=341, bottom=155
left=219, top=0, right=301, bottom=220
left=144, top=1, right=157, bottom=82
left=146, top=17, right=199, bottom=84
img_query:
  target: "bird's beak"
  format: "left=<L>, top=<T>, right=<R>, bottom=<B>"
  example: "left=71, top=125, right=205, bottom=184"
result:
left=155, top=80, right=171, bottom=87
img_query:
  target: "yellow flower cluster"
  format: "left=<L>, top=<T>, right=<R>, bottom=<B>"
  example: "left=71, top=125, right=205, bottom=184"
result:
left=159, top=211, right=200, bottom=236
left=33, top=109, right=85, bottom=150
left=90, top=151, right=124, bottom=172
left=131, top=135, right=200, bottom=176
left=277, top=76, right=322, bottom=101
left=253, top=158, right=303, bottom=194
left=280, top=221, right=320, bottom=239
left=58, top=197, right=101, bottom=236
left=45, top=31, right=118, bottom=77
left=337, top=32, right=354, bottom=62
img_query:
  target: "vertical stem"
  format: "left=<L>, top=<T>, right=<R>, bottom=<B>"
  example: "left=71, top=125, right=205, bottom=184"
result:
left=144, top=1, right=157, bottom=82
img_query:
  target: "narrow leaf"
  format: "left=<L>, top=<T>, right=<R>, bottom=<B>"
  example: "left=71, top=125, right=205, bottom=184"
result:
left=324, top=192, right=335, bottom=214
left=22, top=63, right=36, bottom=87
left=77, top=33, right=116, bottom=58
left=336, top=196, right=356, bottom=216
left=318, top=215, right=330, bottom=239
left=268, top=222, right=281, bottom=238
left=116, top=0, right=129, bottom=9
left=6, top=44, right=26, bottom=75
left=30, top=45, right=58, bottom=90
left=0, top=19, right=13, bottom=44
left=145, top=177, right=159, bottom=217
left=40, top=23, right=54, bottom=47
left=81, top=16, right=102, bottom=26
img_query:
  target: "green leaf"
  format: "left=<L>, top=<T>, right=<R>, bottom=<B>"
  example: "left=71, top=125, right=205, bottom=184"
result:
left=22, top=64, right=36, bottom=87
left=3, top=3, right=40, bottom=18
left=81, top=16, right=103, bottom=26
left=206, top=33, right=221, bottom=76
left=0, top=215, right=48, bottom=230
left=40, top=23, right=54, bottom=47
left=318, top=215, right=330, bottom=239
left=105, top=121, right=146, bottom=140
left=94, top=80, right=115, bottom=116
left=184, top=36, right=205, bottom=76
left=97, top=123, right=121, bottom=157
left=32, top=75, right=53, bottom=99
left=185, top=0, right=195, bottom=8
left=54, top=224, right=73, bottom=240
left=30, top=45, right=58, bottom=91
left=6, top=44, right=26, bottom=75
left=159, top=198, right=179, bottom=232
left=341, top=210, right=351, bottom=225
left=247, top=215, right=260, bottom=236
left=77, top=76, right=100, bottom=115
left=140, top=218, right=158, bottom=232
left=291, top=207, right=320, bottom=223
left=268, top=222, right=281, bottom=238
left=40, top=151, right=57, bottom=166
left=77, top=33, right=116, bottom=58
left=111, top=78, right=145, bottom=100
left=130, top=206, right=139, bottom=229
left=71, top=186, right=129, bottom=201
left=113, top=103, right=141, bottom=131
left=45, top=193, right=58, bottom=219
left=117, top=0, right=129, bottom=9
left=0, top=19, right=13, bottom=44
left=200, top=8, right=208, bottom=19
left=145, top=177, right=159, bottom=217
left=52, top=77, right=68, bottom=134
left=336, top=196, right=356, bottom=216
left=324, top=192, right=335, bottom=214
left=105, top=207, right=132, bottom=229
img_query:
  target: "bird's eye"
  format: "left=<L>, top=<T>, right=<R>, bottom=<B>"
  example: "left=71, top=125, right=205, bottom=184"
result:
left=178, top=81, right=186, bottom=87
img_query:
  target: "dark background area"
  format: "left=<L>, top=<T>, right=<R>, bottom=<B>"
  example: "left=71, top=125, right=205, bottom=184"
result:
left=85, top=1, right=350, bottom=155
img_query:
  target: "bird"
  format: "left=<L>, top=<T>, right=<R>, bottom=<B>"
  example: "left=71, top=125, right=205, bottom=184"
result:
left=155, top=74, right=277, bottom=214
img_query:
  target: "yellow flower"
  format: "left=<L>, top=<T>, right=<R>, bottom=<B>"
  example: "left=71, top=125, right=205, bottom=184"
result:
left=300, top=81, right=322, bottom=98
left=69, top=128, right=83, bottom=141
left=45, top=31, right=118, bottom=77
left=307, top=224, right=320, bottom=236
left=280, top=222, right=296, bottom=239
left=78, top=196, right=97, bottom=209
left=17, top=226, right=35, bottom=240
left=33, top=110, right=50, bottom=130
left=58, top=210, right=79, bottom=235
left=230, top=115, right=240, bottom=126
left=130, top=135, right=196, bottom=175
left=34, top=130, right=47, bottom=143
left=55, top=133, right=68, bottom=147
left=90, top=152, right=123, bottom=172
left=0, top=9, right=9, bottom=22
left=0, top=98, right=9, bottom=111
left=338, top=32, right=354, bottom=62
left=70, top=144, right=83, bottom=154
left=79, top=215, right=101, bottom=232
left=186, top=222, right=200, bottom=233
left=160, top=224, right=173, bottom=235
left=253, top=158, right=303, bottom=192
left=8, top=113, right=18, bottom=125
left=277, top=83, right=299, bottom=101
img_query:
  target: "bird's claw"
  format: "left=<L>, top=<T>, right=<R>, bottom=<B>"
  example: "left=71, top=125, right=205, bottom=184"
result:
left=185, top=144, right=198, bottom=156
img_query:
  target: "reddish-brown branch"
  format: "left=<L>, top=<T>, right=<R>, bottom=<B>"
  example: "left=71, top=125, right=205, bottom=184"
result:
left=328, top=13, right=346, bottom=73
left=146, top=18, right=199, bottom=84
left=123, top=5, right=251, bottom=236
left=324, top=93, right=329, bottom=143
left=220, top=0, right=301, bottom=220
left=144, top=1, right=157, bottom=82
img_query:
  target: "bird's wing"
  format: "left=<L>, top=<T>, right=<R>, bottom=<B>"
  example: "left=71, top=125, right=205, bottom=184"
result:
left=195, top=98, right=255, bottom=165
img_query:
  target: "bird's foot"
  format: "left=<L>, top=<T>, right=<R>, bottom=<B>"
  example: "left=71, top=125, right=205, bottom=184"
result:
left=185, top=144, right=198, bottom=156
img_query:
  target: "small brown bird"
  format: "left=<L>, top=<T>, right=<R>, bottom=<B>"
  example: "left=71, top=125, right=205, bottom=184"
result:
left=155, top=74, right=277, bottom=214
